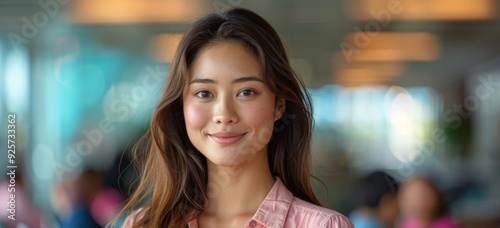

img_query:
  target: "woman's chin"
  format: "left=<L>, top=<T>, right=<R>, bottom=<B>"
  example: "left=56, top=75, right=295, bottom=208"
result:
left=206, top=154, right=257, bottom=167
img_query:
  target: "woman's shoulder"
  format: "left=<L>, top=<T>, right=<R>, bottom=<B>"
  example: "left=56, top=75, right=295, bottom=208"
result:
left=287, top=197, right=354, bottom=228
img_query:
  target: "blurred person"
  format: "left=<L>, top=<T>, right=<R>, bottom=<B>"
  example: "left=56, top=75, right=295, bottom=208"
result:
left=113, top=8, right=353, bottom=228
left=398, top=176, right=460, bottom=228
left=348, top=171, right=400, bottom=228
left=53, top=170, right=102, bottom=228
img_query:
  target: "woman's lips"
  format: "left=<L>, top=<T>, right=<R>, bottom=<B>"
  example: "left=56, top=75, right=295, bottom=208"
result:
left=209, top=132, right=245, bottom=145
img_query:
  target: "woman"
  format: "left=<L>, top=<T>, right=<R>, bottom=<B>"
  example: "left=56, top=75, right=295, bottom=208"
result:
left=115, top=8, right=353, bottom=228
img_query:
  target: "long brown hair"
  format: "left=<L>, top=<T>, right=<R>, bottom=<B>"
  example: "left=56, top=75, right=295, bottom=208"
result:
left=114, top=8, right=318, bottom=227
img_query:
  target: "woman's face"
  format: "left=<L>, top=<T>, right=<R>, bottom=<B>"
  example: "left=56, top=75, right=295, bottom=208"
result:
left=183, top=42, right=282, bottom=167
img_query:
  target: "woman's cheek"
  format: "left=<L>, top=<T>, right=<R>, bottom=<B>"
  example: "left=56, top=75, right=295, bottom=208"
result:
left=240, top=105, right=274, bottom=151
left=243, top=105, right=275, bottom=139
left=243, top=104, right=275, bottom=127
left=184, top=104, right=209, bottom=130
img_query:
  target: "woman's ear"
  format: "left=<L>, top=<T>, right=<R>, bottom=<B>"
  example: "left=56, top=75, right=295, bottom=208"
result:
left=274, top=98, right=286, bottom=121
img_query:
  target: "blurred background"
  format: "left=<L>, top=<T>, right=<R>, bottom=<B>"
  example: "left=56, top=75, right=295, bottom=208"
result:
left=0, top=0, right=499, bottom=227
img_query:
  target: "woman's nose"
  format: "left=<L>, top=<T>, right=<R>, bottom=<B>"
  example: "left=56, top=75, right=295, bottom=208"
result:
left=213, top=96, right=238, bottom=125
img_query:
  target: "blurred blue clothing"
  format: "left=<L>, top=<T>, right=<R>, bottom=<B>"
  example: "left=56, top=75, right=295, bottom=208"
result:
left=349, top=210, right=384, bottom=228
left=59, top=204, right=101, bottom=228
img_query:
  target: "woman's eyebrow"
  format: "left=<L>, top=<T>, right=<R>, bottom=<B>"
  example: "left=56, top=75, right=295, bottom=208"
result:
left=189, top=76, right=263, bottom=84
left=231, top=76, right=264, bottom=84
left=189, top=78, right=215, bottom=84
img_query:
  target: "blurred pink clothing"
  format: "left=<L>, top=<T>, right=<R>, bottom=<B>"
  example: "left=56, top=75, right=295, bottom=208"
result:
left=90, top=188, right=123, bottom=226
left=123, top=178, right=353, bottom=227
left=399, top=215, right=460, bottom=228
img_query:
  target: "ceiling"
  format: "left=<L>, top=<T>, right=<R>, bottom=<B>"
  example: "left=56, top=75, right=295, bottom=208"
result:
left=1, top=0, right=499, bottom=89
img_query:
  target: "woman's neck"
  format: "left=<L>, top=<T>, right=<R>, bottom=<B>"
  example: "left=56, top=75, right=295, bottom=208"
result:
left=202, top=154, right=275, bottom=219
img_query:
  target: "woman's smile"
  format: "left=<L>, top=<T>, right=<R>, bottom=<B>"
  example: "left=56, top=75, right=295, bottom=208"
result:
left=208, top=132, right=247, bottom=145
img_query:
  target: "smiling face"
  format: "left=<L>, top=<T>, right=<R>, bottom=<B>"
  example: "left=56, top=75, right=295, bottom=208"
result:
left=183, top=42, right=283, bottom=167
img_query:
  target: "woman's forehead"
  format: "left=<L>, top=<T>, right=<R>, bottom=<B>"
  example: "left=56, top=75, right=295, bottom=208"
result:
left=187, top=42, right=263, bottom=81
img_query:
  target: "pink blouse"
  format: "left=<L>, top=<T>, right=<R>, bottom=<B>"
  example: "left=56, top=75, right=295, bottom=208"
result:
left=123, top=178, right=353, bottom=228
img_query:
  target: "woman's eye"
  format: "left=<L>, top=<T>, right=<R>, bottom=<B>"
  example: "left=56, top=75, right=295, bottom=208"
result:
left=195, top=91, right=212, bottom=98
left=238, top=89, right=255, bottom=97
